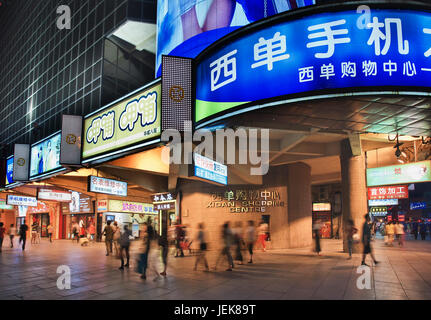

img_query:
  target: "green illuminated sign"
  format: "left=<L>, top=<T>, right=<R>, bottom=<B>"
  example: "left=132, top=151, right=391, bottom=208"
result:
left=367, top=161, right=431, bottom=187
left=83, top=82, right=161, bottom=160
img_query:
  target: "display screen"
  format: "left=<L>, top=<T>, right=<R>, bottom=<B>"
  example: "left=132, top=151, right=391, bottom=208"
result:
left=156, top=0, right=316, bottom=76
left=83, top=82, right=161, bottom=162
left=30, top=133, right=62, bottom=178
left=195, top=8, right=431, bottom=125
left=5, top=156, right=13, bottom=186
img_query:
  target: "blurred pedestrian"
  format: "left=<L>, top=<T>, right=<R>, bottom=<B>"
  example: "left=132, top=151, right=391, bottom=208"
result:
left=215, top=222, right=234, bottom=271
left=47, top=223, right=54, bottom=243
left=256, top=220, right=268, bottom=252
left=113, top=221, right=121, bottom=257
left=88, top=223, right=96, bottom=242
left=312, top=219, right=322, bottom=256
left=361, top=214, right=379, bottom=266
left=346, top=219, right=358, bottom=260
left=159, top=231, right=169, bottom=277
left=246, top=220, right=256, bottom=264
left=19, top=222, right=28, bottom=251
left=0, top=223, right=5, bottom=252
left=412, top=221, right=419, bottom=240
left=232, top=221, right=244, bottom=265
left=386, top=221, right=395, bottom=246
left=72, top=222, right=80, bottom=243
left=119, top=225, right=132, bottom=270
left=102, top=220, right=114, bottom=256
left=174, top=223, right=185, bottom=257
left=395, top=221, right=405, bottom=247
left=31, top=222, right=38, bottom=244
left=194, top=223, right=209, bottom=271
left=8, top=224, right=16, bottom=248
left=420, top=222, right=427, bottom=240
left=137, top=222, right=151, bottom=280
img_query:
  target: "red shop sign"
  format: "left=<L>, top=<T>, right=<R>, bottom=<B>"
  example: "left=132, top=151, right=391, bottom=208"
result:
left=368, top=185, right=409, bottom=200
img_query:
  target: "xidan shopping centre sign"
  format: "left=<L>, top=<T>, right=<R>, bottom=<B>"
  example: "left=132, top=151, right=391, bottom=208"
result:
left=83, top=81, right=161, bottom=162
left=195, top=8, right=431, bottom=124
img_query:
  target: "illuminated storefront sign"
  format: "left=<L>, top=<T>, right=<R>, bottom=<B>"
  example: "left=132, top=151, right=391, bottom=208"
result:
left=30, top=132, right=63, bottom=179
left=313, top=203, right=331, bottom=212
left=410, top=202, right=427, bottom=210
left=207, top=188, right=285, bottom=213
left=0, top=200, right=14, bottom=210
left=368, top=199, right=399, bottom=206
left=368, top=185, right=409, bottom=200
left=37, top=189, right=72, bottom=202
left=97, top=200, right=108, bottom=212
left=88, top=176, right=128, bottom=197
left=7, top=195, right=37, bottom=207
left=367, top=161, right=431, bottom=187
left=108, top=200, right=157, bottom=214
left=193, top=153, right=228, bottom=185
left=62, top=191, right=93, bottom=214
left=156, top=0, right=315, bottom=76
left=152, top=192, right=176, bottom=203
left=370, top=207, right=388, bottom=216
left=82, top=81, right=161, bottom=162
left=195, top=7, right=431, bottom=125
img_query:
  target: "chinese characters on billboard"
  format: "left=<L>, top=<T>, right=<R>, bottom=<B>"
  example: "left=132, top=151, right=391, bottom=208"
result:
left=367, top=186, right=409, bottom=200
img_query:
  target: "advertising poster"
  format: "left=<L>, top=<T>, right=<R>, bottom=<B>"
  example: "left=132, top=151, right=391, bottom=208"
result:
left=367, top=161, right=431, bottom=187
left=30, top=133, right=62, bottom=178
left=5, top=156, right=13, bottom=186
left=156, top=0, right=316, bottom=76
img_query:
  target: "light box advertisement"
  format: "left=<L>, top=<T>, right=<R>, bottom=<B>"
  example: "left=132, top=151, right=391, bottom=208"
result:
left=88, top=176, right=128, bottom=197
left=0, top=199, right=14, bottom=210
left=38, top=189, right=72, bottom=202
left=156, top=0, right=316, bottom=76
left=194, top=153, right=227, bottom=185
left=5, top=156, right=13, bottom=186
left=313, top=203, right=331, bottom=212
left=7, top=195, right=37, bottom=207
left=367, top=161, right=431, bottom=187
left=108, top=200, right=157, bottom=214
left=368, top=199, right=399, bottom=206
left=30, top=132, right=62, bottom=179
left=410, top=202, right=427, bottom=210
left=195, top=7, right=431, bottom=125
left=82, top=82, right=161, bottom=162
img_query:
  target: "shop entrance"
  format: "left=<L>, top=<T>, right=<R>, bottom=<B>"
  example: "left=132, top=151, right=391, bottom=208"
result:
left=32, top=213, right=50, bottom=238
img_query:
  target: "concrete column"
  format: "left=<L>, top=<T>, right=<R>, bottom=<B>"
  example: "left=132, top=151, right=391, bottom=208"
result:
left=287, top=162, right=313, bottom=248
left=340, top=139, right=368, bottom=253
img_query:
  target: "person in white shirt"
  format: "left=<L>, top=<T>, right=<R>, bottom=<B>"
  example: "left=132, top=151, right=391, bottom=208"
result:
left=395, top=221, right=405, bottom=247
left=8, top=224, right=16, bottom=248
left=245, top=220, right=257, bottom=263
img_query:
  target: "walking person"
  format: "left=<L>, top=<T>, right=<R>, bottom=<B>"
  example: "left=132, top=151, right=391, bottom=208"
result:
left=312, top=219, right=322, bottom=256
left=256, top=220, right=268, bottom=252
left=346, top=219, right=358, bottom=260
left=386, top=221, right=395, bottom=246
left=0, top=223, right=5, bottom=252
left=88, top=223, right=96, bottom=242
left=246, top=220, right=257, bottom=264
left=214, top=222, right=234, bottom=271
left=232, top=221, right=244, bottom=265
left=194, top=223, right=209, bottom=271
left=102, top=220, right=114, bottom=256
left=19, top=222, right=28, bottom=251
left=119, top=225, right=132, bottom=270
left=395, top=221, right=405, bottom=247
left=31, top=221, right=38, bottom=244
left=8, top=224, right=16, bottom=248
left=137, top=222, right=152, bottom=280
left=361, top=214, right=379, bottom=266
left=420, top=222, right=427, bottom=240
left=72, top=222, right=80, bottom=243
left=159, top=230, right=169, bottom=277
left=174, top=223, right=185, bottom=257
left=113, top=221, right=121, bottom=258
left=47, top=223, right=54, bottom=243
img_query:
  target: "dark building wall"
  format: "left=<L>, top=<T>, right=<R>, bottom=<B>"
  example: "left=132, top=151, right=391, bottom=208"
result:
left=0, top=0, right=156, bottom=157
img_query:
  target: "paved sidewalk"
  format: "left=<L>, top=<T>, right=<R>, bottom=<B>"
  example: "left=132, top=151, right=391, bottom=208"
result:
left=0, top=237, right=430, bottom=300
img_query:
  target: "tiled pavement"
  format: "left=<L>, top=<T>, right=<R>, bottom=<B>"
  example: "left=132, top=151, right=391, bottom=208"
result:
left=0, top=237, right=431, bottom=300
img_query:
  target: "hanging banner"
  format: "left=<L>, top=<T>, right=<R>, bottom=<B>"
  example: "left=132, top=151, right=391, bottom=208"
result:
left=368, top=185, right=409, bottom=200
left=61, top=115, right=83, bottom=165
left=13, top=144, right=30, bottom=181
left=37, top=189, right=72, bottom=202
left=193, top=153, right=228, bottom=185
left=195, top=6, right=431, bottom=125
left=82, top=81, right=161, bottom=162
left=7, top=195, right=37, bottom=207
left=5, top=156, right=14, bottom=186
